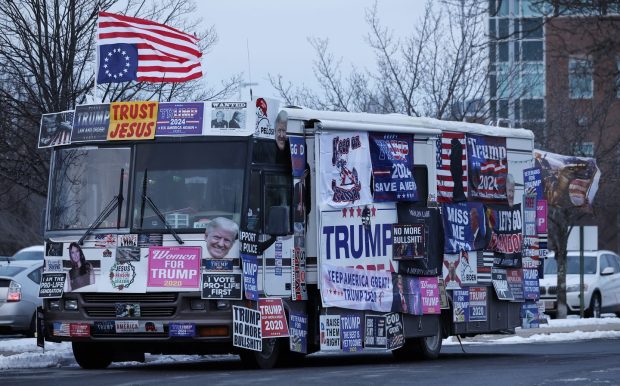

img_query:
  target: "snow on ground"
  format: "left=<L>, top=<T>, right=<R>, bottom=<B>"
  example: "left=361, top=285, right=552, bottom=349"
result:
left=1, top=316, right=619, bottom=370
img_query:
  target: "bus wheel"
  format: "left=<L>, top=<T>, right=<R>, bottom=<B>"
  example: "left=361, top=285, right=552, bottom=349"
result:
left=72, top=342, right=113, bottom=369
left=239, top=338, right=281, bottom=369
left=410, top=322, right=443, bottom=360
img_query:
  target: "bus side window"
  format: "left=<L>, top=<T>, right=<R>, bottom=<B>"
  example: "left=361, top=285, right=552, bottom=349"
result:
left=246, top=170, right=262, bottom=232
left=264, top=174, right=292, bottom=234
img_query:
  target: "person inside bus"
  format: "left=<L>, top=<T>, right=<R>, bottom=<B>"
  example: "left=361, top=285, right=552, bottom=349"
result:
left=67, top=242, right=95, bottom=291
left=204, top=217, right=239, bottom=259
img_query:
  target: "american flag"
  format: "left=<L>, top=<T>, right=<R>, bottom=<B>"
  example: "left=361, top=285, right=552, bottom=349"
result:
left=436, top=132, right=467, bottom=202
left=97, top=11, right=202, bottom=83
left=477, top=251, right=493, bottom=284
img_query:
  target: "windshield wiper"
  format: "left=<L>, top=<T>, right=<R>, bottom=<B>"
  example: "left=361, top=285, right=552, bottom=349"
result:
left=78, top=168, right=125, bottom=245
left=139, top=169, right=184, bottom=245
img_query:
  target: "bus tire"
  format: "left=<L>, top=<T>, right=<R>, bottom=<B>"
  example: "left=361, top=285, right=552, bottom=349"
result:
left=410, top=322, right=443, bottom=360
left=72, top=342, right=112, bottom=369
left=239, top=337, right=282, bottom=369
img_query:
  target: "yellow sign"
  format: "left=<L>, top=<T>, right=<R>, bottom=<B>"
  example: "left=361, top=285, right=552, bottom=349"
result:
left=108, top=101, right=158, bottom=140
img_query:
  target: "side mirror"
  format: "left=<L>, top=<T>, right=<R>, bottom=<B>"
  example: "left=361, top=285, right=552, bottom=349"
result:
left=601, top=266, right=615, bottom=276
left=266, top=206, right=290, bottom=236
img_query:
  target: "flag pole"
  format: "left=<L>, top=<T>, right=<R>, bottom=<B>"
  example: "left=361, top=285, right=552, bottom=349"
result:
left=93, top=10, right=101, bottom=103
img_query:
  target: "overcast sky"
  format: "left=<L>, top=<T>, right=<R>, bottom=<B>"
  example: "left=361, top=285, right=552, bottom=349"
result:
left=195, top=0, right=425, bottom=100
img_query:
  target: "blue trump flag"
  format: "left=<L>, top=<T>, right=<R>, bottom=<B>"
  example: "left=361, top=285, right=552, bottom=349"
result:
left=369, top=132, right=418, bottom=202
left=97, top=44, right=138, bottom=84
left=442, top=202, right=488, bottom=253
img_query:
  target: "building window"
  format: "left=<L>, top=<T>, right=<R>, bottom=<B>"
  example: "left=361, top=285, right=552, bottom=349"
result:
left=499, top=99, right=509, bottom=119
left=574, top=142, right=594, bottom=157
left=522, top=41, right=543, bottom=61
left=521, top=63, right=545, bottom=98
left=499, top=42, right=509, bottom=62
left=569, top=57, right=593, bottom=99
left=522, top=99, right=544, bottom=120
left=520, top=18, right=543, bottom=38
left=498, top=0, right=510, bottom=16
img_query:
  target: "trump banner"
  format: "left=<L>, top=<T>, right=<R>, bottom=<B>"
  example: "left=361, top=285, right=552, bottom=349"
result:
left=467, top=134, right=508, bottom=202
left=442, top=202, right=489, bottom=253
left=534, top=150, right=601, bottom=209
left=485, top=204, right=523, bottom=268
left=321, top=264, right=393, bottom=312
left=369, top=132, right=418, bottom=202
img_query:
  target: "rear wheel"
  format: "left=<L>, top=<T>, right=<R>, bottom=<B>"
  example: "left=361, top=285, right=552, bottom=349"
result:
left=587, top=293, right=602, bottom=318
left=72, top=342, right=113, bottom=369
left=23, top=314, right=36, bottom=338
left=392, top=322, right=442, bottom=361
left=239, top=338, right=282, bottom=369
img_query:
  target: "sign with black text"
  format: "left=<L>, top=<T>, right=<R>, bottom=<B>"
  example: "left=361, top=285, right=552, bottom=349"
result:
left=201, top=272, right=242, bottom=299
left=233, top=306, right=262, bottom=352
left=39, top=273, right=66, bottom=298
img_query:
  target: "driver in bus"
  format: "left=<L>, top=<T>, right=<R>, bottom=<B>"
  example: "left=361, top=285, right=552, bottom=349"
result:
left=204, top=217, right=239, bottom=259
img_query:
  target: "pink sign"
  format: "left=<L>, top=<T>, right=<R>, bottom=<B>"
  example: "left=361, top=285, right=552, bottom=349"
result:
left=536, top=199, right=548, bottom=234
left=258, top=298, right=290, bottom=338
left=419, top=277, right=441, bottom=314
left=147, top=246, right=201, bottom=289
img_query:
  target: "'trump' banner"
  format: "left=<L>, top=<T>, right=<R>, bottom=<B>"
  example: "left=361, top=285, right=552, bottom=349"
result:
left=369, top=132, right=418, bottom=202
left=321, top=263, right=393, bottom=312
left=467, top=134, right=508, bottom=202
left=436, top=132, right=468, bottom=203
left=320, top=132, right=372, bottom=208
left=534, top=150, right=601, bottom=209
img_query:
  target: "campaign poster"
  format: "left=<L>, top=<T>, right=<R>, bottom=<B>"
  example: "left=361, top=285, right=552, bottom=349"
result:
left=443, top=250, right=477, bottom=289
left=534, top=150, right=601, bottom=209
left=369, top=132, right=417, bottom=202
left=492, top=267, right=515, bottom=300
left=290, top=136, right=307, bottom=178
left=486, top=204, right=523, bottom=268
left=320, top=132, right=373, bottom=208
left=477, top=251, right=494, bottom=285
left=292, top=247, right=308, bottom=301
left=364, top=315, right=387, bottom=349
left=321, top=264, right=392, bottom=312
left=522, top=194, right=539, bottom=269
left=259, top=298, right=289, bottom=338
left=340, top=314, right=363, bottom=352
left=419, top=277, right=441, bottom=314
left=320, top=315, right=341, bottom=351
left=156, top=102, right=204, bottom=136
left=437, top=277, right=450, bottom=309
left=233, top=305, right=262, bottom=352
left=169, top=323, right=196, bottom=337
left=386, top=312, right=405, bottom=350
left=507, top=269, right=525, bottom=302
left=521, top=302, right=540, bottom=329
left=320, top=202, right=397, bottom=272
left=99, top=257, right=148, bottom=293
left=242, top=253, right=258, bottom=301
left=453, top=289, right=469, bottom=323
left=436, top=132, right=468, bottom=203
left=537, top=199, right=548, bottom=234
left=71, top=104, right=110, bottom=142
left=396, top=205, right=443, bottom=276
left=392, top=274, right=422, bottom=315
left=201, top=272, right=242, bottom=299
left=147, top=246, right=201, bottom=290
left=523, top=268, right=540, bottom=300
left=39, top=273, right=66, bottom=298
left=467, top=134, right=508, bottom=202
left=524, top=167, right=543, bottom=199
left=468, top=286, right=487, bottom=322
left=392, top=224, right=425, bottom=260
left=39, top=110, right=73, bottom=148
left=108, top=101, right=158, bottom=140
left=442, top=202, right=488, bottom=253
left=289, top=312, right=308, bottom=354
left=254, top=97, right=280, bottom=139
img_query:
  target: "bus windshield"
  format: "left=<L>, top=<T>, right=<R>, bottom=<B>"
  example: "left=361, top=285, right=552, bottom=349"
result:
left=48, top=147, right=130, bottom=231
left=133, top=141, right=246, bottom=230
